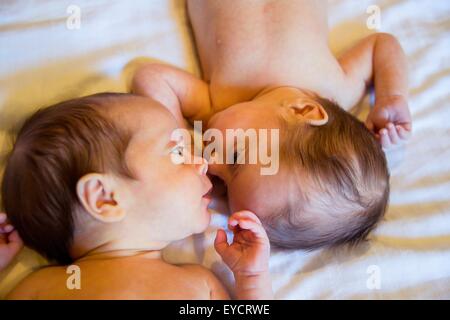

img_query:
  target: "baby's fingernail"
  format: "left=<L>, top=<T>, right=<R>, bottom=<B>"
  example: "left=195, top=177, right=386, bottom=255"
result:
left=4, top=225, right=14, bottom=233
left=0, top=213, right=6, bottom=222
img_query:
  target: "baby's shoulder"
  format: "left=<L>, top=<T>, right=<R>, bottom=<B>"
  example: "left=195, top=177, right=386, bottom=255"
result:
left=104, top=260, right=218, bottom=299
left=6, top=265, right=67, bottom=299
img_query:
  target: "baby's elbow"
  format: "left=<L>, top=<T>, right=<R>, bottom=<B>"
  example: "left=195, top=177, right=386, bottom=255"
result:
left=131, top=63, right=166, bottom=96
left=135, top=62, right=167, bottom=77
left=373, top=32, right=401, bottom=46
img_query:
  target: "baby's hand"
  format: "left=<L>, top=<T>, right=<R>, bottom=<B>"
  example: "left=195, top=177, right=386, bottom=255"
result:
left=214, top=211, right=270, bottom=277
left=365, top=95, right=412, bottom=149
left=214, top=211, right=272, bottom=299
left=0, top=212, right=23, bottom=271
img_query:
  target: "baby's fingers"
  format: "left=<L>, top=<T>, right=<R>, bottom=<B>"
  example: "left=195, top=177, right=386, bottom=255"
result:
left=380, top=122, right=412, bottom=149
left=0, top=224, right=14, bottom=234
left=230, top=218, right=269, bottom=242
left=0, top=213, right=15, bottom=234
left=387, top=123, right=399, bottom=145
left=229, top=210, right=263, bottom=226
left=379, top=128, right=392, bottom=149
left=396, top=125, right=412, bottom=140
left=7, top=230, right=23, bottom=254
left=214, top=229, right=230, bottom=257
left=0, top=213, right=6, bottom=224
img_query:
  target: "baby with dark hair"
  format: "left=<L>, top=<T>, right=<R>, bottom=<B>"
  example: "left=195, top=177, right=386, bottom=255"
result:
left=1, top=93, right=272, bottom=299
left=132, top=0, right=411, bottom=249
left=0, top=0, right=413, bottom=299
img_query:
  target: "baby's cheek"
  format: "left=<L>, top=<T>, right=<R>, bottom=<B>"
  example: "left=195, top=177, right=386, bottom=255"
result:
left=228, top=186, right=250, bottom=212
left=228, top=184, right=273, bottom=219
left=174, top=168, right=202, bottom=197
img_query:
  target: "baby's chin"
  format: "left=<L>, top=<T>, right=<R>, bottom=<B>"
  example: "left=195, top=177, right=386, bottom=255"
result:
left=191, top=205, right=213, bottom=235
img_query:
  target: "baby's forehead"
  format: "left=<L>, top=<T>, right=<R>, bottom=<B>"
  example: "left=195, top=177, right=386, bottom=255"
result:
left=105, top=95, right=177, bottom=135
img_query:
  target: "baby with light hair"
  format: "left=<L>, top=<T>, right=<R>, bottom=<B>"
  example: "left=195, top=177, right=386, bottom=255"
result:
left=132, top=0, right=411, bottom=249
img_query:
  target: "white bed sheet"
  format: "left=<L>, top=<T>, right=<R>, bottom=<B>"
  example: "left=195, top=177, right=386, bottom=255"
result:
left=1, top=0, right=449, bottom=299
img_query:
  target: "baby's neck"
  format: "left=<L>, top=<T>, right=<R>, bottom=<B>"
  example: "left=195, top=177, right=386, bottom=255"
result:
left=71, top=233, right=169, bottom=263
left=75, top=247, right=163, bottom=263
left=253, top=85, right=314, bottom=103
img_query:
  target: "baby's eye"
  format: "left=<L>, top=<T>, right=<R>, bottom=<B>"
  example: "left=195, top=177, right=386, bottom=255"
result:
left=171, top=144, right=184, bottom=157
left=170, top=142, right=186, bottom=164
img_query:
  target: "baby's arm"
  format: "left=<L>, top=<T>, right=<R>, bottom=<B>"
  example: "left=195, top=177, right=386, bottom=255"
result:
left=132, top=63, right=212, bottom=127
left=214, top=211, right=273, bottom=300
left=0, top=212, right=23, bottom=271
left=339, top=33, right=412, bottom=149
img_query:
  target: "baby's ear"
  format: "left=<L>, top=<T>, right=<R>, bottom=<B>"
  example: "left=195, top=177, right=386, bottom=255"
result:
left=76, top=173, right=125, bottom=223
left=284, top=98, right=329, bottom=126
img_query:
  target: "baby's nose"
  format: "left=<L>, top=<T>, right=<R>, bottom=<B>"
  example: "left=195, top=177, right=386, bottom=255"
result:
left=194, top=155, right=208, bottom=175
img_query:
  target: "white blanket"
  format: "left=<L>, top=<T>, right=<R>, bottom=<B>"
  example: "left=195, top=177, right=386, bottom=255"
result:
left=1, top=0, right=449, bottom=299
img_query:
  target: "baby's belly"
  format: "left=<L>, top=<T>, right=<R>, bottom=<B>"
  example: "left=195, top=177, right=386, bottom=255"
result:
left=188, top=0, right=329, bottom=110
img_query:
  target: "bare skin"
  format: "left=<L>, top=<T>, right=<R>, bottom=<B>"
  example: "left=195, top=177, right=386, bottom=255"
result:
left=2, top=1, right=411, bottom=297
left=188, top=0, right=344, bottom=109
left=7, top=210, right=270, bottom=300
left=7, top=252, right=228, bottom=300
left=4, top=96, right=272, bottom=300
left=133, top=0, right=411, bottom=146
left=131, top=0, right=411, bottom=221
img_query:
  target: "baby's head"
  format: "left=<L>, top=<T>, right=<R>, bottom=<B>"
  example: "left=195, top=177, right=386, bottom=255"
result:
left=207, top=87, right=389, bottom=250
left=1, top=93, right=211, bottom=264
